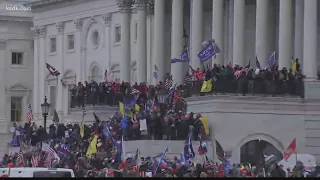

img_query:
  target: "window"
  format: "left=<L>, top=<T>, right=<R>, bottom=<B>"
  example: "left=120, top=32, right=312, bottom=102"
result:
left=67, top=34, right=74, bottom=50
left=50, top=37, right=56, bottom=53
left=92, top=31, right=99, bottom=47
left=11, top=97, right=22, bottom=122
left=115, top=26, right=121, bottom=43
left=11, top=52, right=23, bottom=65
left=134, top=23, right=138, bottom=41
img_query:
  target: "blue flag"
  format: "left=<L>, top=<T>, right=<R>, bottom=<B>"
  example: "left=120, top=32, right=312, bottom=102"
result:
left=184, top=137, right=195, bottom=164
left=198, top=40, right=221, bottom=62
left=171, top=49, right=189, bottom=63
left=103, top=122, right=111, bottom=137
left=120, top=116, right=130, bottom=129
left=263, top=51, right=276, bottom=69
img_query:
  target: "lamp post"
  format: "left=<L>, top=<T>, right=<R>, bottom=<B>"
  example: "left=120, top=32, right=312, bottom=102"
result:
left=41, top=96, right=50, bottom=131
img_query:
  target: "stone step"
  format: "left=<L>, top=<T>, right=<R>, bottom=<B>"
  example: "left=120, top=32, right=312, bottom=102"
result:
left=123, top=140, right=214, bottom=162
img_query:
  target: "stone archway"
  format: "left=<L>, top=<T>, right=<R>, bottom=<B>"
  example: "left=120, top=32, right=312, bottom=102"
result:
left=90, top=62, right=102, bottom=82
left=238, top=133, right=284, bottom=168
left=110, top=63, right=120, bottom=82
left=240, top=140, right=283, bottom=168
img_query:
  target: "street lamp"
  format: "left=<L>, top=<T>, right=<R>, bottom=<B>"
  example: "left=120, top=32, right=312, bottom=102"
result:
left=41, top=96, right=50, bottom=131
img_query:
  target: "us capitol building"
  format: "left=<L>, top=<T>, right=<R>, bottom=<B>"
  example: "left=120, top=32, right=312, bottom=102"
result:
left=0, top=0, right=320, bottom=163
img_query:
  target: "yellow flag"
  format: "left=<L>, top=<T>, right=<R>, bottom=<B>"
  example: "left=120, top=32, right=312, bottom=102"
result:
left=86, top=135, right=98, bottom=156
left=292, top=60, right=297, bottom=75
left=80, top=117, right=85, bottom=138
left=135, top=104, right=140, bottom=112
left=200, top=79, right=213, bottom=93
left=200, top=115, right=209, bottom=135
left=119, top=102, right=125, bottom=115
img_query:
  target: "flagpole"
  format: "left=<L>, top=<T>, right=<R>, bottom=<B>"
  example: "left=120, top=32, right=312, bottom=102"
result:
left=295, top=138, right=298, bottom=165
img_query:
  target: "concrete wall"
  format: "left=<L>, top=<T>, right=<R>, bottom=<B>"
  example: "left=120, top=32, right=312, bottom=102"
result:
left=123, top=140, right=214, bottom=163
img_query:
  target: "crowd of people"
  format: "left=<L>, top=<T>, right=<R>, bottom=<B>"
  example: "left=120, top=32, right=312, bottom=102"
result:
left=5, top=119, right=319, bottom=177
left=69, top=62, right=305, bottom=108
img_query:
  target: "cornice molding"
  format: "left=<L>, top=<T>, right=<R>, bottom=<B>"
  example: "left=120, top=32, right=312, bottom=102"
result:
left=0, top=16, right=32, bottom=22
left=186, top=95, right=320, bottom=115
left=0, top=39, right=6, bottom=50
left=102, top=13, right=112, bottom=27
left=56, top=22, right=64, bottom=34
left=38, top=26, right=46, bottom=38
left=33, top=5, right=118, bottom=26
left=73, top=19, right=82, bottom=31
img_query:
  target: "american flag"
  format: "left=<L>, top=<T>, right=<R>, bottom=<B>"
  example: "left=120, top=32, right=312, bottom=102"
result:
left=31, top=154, right=40, bottom=167
left=41, top=143, right=59, bottom=161
left=26, top=104, right=33, bottom=122
left=15, top=151, right=24, bottom=166
left=46, top=63, right=60, bottom=77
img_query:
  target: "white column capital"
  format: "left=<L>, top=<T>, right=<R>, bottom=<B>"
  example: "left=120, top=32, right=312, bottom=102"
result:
left=102, top=13, right=112, bottom=27
left=0, top=39, right=6, bottom=50
left=134, top=0, right=148, bottom=10
left=38, top=26, right=46, bottom=38
left=74, top=19, right=82, bottom=31
left=31, top=26, right=39, bottom=39
left=56, top=22, right=64, bottom=35
left=117, top=0, right=134, bottom=13
left=146, top=0, right=154, bottom=14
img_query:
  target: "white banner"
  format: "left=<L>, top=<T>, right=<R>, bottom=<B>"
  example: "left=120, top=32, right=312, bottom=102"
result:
left=139, top=119, right=147, bottom=131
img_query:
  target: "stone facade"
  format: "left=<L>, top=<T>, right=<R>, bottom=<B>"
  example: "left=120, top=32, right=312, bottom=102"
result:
left=0, top=0, right=34, bottom=133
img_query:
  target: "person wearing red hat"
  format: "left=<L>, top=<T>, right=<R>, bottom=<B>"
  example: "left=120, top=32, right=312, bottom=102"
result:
left=7, top=163, right=14, bottom=168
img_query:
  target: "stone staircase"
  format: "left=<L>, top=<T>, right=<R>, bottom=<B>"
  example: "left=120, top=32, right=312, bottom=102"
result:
left=123, top=140, right=214, bottom=162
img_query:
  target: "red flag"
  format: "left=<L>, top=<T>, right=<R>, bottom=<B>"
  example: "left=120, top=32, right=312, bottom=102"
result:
left=283, top=138, right=296, bottom=160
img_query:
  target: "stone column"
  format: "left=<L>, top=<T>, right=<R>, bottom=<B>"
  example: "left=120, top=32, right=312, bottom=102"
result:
left=303, top=0, right=318, bottom=99
left=0, top=39, right=6, bottom=123
left=102, top=14, right=112, bottom=74
left=31, top=27, right=40, bottom=117
left=56, top=22, right=65, bottom=118
left=190, top=0, right=203, bottom=69
left=303, top=0, right=317, bottom=78
left=232, top=0, right=245, bottom=67
left=294, top=0, right=303, bottom=61
left=171, top=0, right=184, bottom=85
left=212, top=0, right=224, bottom=65
left=153, top=0, right=165, bottom=83
left=38, top=26, right=46, bottom=105
left=278, top=0, right=293, bottom=69
left=117, top=0, right=133, bottom=82
left=255, top=0, right=269, bottom=66
left=136, top=0, right=147, bottom=83
left=74, top=19, right=83, bottom=83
